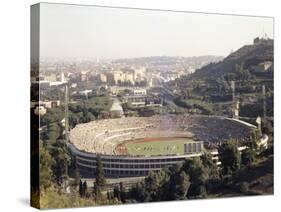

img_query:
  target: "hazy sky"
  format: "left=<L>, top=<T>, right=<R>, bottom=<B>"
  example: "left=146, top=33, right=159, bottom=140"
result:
left=40, top=3, right=273, bottom=59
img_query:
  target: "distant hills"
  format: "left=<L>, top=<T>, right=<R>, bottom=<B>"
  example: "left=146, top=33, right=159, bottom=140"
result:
left=113, top=55, right=224, bottom=66
left=190, top=39, right=273, bottom=80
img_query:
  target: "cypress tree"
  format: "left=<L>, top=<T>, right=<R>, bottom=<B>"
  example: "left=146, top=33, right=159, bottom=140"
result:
left=113, top=185, right=121, bottom=200
left=93, top=182, right=102, bottom=201
left=79, top=180, right=83, bottom=197
left=218, top=139, right=241, bottom=175
left=82, top=181, right=88, bottom=197
left=96, top=155, right=106, bottom=186
left=120, top=182, right=126, bottom=203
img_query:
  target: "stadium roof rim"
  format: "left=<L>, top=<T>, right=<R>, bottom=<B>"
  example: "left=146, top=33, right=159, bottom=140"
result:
left=225, top=118, right=257, bottom=128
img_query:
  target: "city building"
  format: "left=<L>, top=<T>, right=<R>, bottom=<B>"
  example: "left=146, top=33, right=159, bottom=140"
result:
left=123, top=96, right=146, bottom=107
left=99, top=73, right=107, bottom=83
left=80, top=71, right=89, bottom=82
left=110, top=101, right=124, bottom=118
left=31, top=100, right=61, bottom=109
left=133, top=89, right=147, bottom=96
left=34, top=106, right=47, bottom=116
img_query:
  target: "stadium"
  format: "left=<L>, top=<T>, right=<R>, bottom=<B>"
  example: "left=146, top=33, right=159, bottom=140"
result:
left=69, top=115, right=262, bottom=178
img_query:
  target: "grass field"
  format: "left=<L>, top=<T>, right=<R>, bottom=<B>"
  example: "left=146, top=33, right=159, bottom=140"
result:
left=124, top=137, right=194, bottom=156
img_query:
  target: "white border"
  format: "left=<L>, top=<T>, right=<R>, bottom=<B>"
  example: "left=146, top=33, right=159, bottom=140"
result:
left=0, top=0, right=279, bottom=211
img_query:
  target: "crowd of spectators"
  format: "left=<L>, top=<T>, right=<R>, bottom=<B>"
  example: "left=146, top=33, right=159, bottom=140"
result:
left=69, top=115, right=256, bottom=155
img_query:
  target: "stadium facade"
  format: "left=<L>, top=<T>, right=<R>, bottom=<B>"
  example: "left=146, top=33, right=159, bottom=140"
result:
left=69, top=144, right=203, bottom=177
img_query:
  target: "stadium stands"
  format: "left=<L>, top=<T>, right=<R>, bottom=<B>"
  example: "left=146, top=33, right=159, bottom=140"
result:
left=69, top=115, right=257, bottom=177
left=69, top=115, right=256, bottom=155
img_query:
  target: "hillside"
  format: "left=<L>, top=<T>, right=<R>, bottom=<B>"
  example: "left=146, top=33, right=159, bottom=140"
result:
left=165, top=38, right=274, bottom=119
left=190, top=39, right=273, bottom=80
left=219, top=154, right=273, bottom=197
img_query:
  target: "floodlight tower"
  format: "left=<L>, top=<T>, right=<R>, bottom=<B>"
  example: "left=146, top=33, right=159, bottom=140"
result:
left=231, top=81, right=235, bottom=102
left=63, top=81, right=70, bottom=188
left=64, top=82, right=69, bottom=143
left=231, top=81, right=239, bottom=119
left=262, top=85, right=267, bottom=119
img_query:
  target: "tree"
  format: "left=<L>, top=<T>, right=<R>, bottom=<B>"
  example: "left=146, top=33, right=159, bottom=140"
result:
left=247, top=130, right=259, bottom=151
left=182, top=158, right=208, bottom=198
left=235, top=63, right=250, bottom=81
left=119, top=182, right=126, bottom=203
left=144, top=170, right=170, bottom=202
left=224, top=73, right=236, bottom=81
left=239, top=182, right=249, bottom=194
left=113, top=185, right=121, bottom=200
left=200, top=152, right=219, bottom=179
left=82, top=181, right=88, bottom=198
left=107, top=191, right=114, bottom=200
left=93, top=182, right=102, bottom=201
left=218, top=139, right=241, bottom=175
left=130, top=182, right=146, bottom=202
left=241, top=148, right=256, bottom=166
left=168, top=171, right=190, bottom=200
left=200, top=152, right=221, bottom=193
left=39, top=141, right=54, bottom=190
left=95, top=155, right=106, bottom=186
left=47, top=123, right=61, bottom=142
left=49, top=140, right=71, bottom=185
left=79, top=180, right=84, bottom=197
left=40, top=107, right=64, bottom=126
